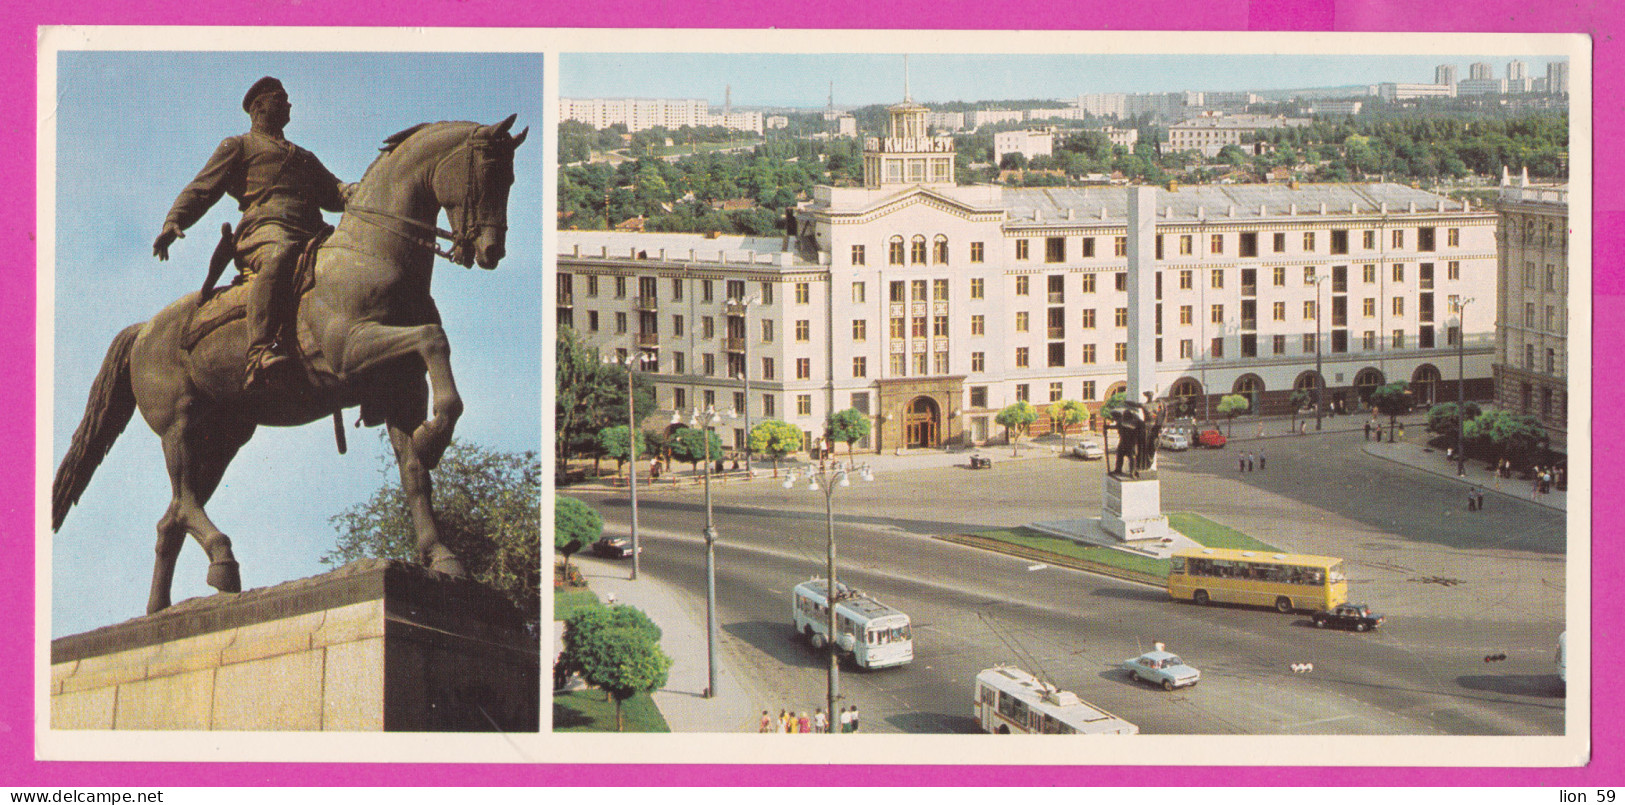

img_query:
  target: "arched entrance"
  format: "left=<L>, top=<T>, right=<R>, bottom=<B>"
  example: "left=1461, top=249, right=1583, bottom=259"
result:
left=1232, top=374, right=1265, bottom=414
left=1168, top=378, right=1204, bottom=419
left=904, top=396, right=940, bottom=448
left=1353, top=368, right=1385, bottom=405
left=1411, top=364, right=1441, bottom=406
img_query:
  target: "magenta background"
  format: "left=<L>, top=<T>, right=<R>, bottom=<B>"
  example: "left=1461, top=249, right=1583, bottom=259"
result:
left=5, top=0, right=1616, bottom=787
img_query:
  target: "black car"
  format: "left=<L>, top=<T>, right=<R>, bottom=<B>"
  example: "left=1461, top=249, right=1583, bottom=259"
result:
left=1312, top=603, right=1385, bottom=632
left=591, top=536, right=635, bottom=559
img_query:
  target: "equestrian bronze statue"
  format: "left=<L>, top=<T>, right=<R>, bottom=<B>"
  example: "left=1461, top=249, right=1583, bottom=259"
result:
left=53, top=110, right=527, bottom=615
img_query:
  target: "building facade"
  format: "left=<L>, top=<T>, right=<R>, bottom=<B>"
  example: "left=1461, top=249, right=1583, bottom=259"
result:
left=1492, top=174, right=1569, bottom=451
left=994, top=129, right=1055, bottom=162
left=558, top=98, right=1499, bottom=454
left=559, top=97, right=764, bottom=133
left=1167, top=114, right=1311, bottom=157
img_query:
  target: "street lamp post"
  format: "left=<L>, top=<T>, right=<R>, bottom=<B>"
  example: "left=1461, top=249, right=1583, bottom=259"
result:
left=727, top=295, right=760, bottom=475
left=677, top=406, right=726, bottom=698
left=605, top=352, right=654, bottom=580
left=1314, top=273, right=1330, bottom=431
left=783, top=461, right=873, bottom=732
left=1454, top=297, right=1475, bottom=477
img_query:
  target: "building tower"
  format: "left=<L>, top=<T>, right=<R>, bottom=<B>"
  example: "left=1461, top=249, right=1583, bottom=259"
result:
left=862, top=71, right=955, bottom=188
left=1547, top=61, right=1570, bottom=95
left=1507, top=59, right=1528, bottom=80
left=1435, top=64, right=1459, bottom=87
left=1469, top=61, right=1494, bottom=80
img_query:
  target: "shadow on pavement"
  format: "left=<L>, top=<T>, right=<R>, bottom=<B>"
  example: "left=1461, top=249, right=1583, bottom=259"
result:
left=1456, top=673, right=1566, bottom=699
left=887, top=712, right=983, bottom=734
left=1090, top=586, right=1171, bottom=604
left=722, top=619, right=832, bottom=671
left=599, top=495, right=1008, bottom=539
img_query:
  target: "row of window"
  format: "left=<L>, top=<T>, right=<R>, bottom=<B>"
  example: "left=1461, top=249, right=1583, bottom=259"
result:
left=560, top=275, right=782, bottom=306
left=856, top=226, right=1465, bottom=269
left=1519, top=262, right=1564, bottom=292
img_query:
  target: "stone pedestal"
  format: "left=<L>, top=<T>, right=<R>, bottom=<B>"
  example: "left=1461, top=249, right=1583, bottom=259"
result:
left=50, top=559, right=539, bottom=732
left=1100, top=473, right=1170, bottom=542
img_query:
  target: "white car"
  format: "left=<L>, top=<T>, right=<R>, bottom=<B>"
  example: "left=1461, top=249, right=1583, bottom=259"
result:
left=1071, top=440, right=1104, bottom=460
left=1157, top=431, right=1191, bottom=451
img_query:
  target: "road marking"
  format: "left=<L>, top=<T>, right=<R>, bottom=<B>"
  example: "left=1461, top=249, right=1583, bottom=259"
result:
left=1285, top=714, right=1355, bottom=729
left=1027, top=563, right=1048, bottom=572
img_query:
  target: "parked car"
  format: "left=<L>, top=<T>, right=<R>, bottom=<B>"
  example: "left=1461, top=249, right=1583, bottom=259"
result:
left=1072, top=439, right=1105, bottom=460
left=591, top=536, right=637, bottom=559
left=1123, top=644, right=1201, bottom=691
left=1311, top=603, right=1385, bottom=632
left=1157, top=431, right=1190, bottom=451
left=1197, top=429, right=1228, bottom=448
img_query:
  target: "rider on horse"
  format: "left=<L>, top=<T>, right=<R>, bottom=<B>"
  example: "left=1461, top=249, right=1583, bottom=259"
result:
left=152, top=76, right=353, bottom=391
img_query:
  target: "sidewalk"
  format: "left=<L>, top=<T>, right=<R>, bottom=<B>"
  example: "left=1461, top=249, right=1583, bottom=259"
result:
left=565, top=557, right=763, bottom=733
left=1360, top=436, right=1567, bottom=512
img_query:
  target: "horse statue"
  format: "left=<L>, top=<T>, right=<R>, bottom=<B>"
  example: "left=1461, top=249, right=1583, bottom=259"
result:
left=52, top=115, right=527, bottom=615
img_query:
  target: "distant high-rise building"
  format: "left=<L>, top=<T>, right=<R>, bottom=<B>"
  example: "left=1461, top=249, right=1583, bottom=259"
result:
left=1507, top=60, right=1528, bottom=80
left=1547, top=61, right=1570, bottom=95
left=1469, top=61, right=1494, bottom=80
left=1435, top=64, right=1459, bottom=86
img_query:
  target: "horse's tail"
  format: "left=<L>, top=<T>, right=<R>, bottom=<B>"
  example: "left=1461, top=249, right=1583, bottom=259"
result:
left=52, top=323, right=141, bottom=532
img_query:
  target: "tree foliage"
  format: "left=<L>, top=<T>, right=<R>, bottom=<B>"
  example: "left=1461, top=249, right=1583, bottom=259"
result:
left=1427, top=401, right=1483, bottom=438
left=826, top=408, right=872, bottom=458
left=1048, top=400, right=1088, bottom=450
left=995, top=401, right=1039, bottom=453
left=597, top=425, right=646, bottom=476
left=1465, top=410, right=1544, bottom=465
left=325, top=440, right=541, bottom=622
left=556, top=327, right=657, bottom=470
left=748, top=420, right=804, bottom=477
left=1368, top=382, right=1413, bottom=439
left=670, top=426, right=725, bottom=471
left=558, top=605, right=671, bottom=731
left=554, top=494, right=602, bottom=577
left=1216, top=394, right=1250, bottom=436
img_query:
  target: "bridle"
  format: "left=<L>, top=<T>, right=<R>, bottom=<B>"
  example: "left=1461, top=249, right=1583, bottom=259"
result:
left=344, top=125, right=511, bottom=268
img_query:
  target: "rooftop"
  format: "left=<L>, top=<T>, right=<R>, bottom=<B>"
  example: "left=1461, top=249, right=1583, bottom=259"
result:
left=1001, top=182, right=1477, bottom=223
left=557, top=229, right=807, bottom=265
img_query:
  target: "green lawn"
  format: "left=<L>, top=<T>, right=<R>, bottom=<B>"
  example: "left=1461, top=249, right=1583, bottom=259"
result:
left=553, top=689, right=670, bottom=732
left=554, top=587, right=601, bottom=621
left=964, top=513, right=1281, bottom=583
left=1166, top=512, right=1281, bottom=551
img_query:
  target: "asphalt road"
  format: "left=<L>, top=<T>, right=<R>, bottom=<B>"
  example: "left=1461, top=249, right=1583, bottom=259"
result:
left=572, top=426, right=1566, bottom=737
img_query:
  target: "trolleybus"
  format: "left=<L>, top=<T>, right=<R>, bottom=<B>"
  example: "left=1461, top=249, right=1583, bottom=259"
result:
left=973, top=666, right=1138, bottom=734
left=1168, top=547, right=1348, bottom=612
left=791, top=578, right=913, bottom=669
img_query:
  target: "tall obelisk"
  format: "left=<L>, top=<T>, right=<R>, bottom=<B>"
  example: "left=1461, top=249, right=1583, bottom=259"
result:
left=1100, top=186, right=1171, bottom=542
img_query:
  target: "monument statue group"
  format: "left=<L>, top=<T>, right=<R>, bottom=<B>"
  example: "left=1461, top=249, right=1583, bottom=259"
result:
left=53, top=78, right=527, bottom=615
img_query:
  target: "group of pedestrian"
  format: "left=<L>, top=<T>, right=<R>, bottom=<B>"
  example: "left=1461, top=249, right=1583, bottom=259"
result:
left=1465, top=485, right=1487, bottom=511
left=758, top=706, right=860, bottom=733
left=1362, top=419, right=1400, bottom=442
left=1236, top=450, right=1265, bottom=472
left=1530, top=465, right=1560, bottom=496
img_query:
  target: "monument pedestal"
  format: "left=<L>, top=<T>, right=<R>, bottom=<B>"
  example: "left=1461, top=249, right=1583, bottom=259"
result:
left=50, top=559, right=539, bottom=732
left=1100, top=472, right=1171, bottom=542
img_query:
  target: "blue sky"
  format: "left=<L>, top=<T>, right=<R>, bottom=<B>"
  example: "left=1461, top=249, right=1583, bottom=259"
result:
left=49, top=51, right=544, bottom=637
left=562, top=52, right=1571, bottom=107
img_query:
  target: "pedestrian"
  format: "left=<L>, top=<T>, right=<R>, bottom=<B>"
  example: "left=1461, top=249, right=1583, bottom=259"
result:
left=1476, top=488, right=1486, bottom=511
left=1247, top=452, right=1254, bottom=472
left=1398, top=423, right=1406, bottom=440
left=798, top=712, right=810, bottom=733
left=814, top=707, right=827, bottom=733
left=1239, top=454, right=1246, bottom=472
left=650, top=456, right=661, bottom=481
left=850, top=704, right=860, bottom=733
left=1257, top=450, right=1265, bottom=471
left=1256, top=422, right=1265, bottom=439
left=1364, top=421, right=1371, bottom=441
left=839, top=706, right=853, bottom=733
left=1467, top=486, right=1477, bottom=511
left=759, top=710, right=773, bottom=733
left=780, top=709, right=792, bottom=733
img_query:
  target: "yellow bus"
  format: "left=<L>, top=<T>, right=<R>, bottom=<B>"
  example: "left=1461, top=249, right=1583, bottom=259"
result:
left=1168, top=547, right=1347, bottom=613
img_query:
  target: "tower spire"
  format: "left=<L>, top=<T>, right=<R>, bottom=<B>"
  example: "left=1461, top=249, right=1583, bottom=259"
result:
left=903, top=54, right=911, bottom=102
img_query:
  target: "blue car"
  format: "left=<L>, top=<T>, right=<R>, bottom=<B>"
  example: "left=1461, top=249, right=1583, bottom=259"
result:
left=1123, top=645, right=1201, bottom=691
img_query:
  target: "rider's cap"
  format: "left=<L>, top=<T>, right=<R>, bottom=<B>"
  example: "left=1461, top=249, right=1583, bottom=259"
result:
left=242, top=76, right=286, bottom=112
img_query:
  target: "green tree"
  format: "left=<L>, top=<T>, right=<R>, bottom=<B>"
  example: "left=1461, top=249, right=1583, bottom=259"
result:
left=670, top=426, right=725, bottom=472
left=827, top=408, right=872, bottom=459
left=597, top=425, right=646, bottom=479
left=1368, top=382, right=1413, bottom=441
left=1216, top=394, right=1250, bottom=437
left=1465, top=410, right=1545, bottom=467
left=553, top=494, right=602, bottom=583
left=748, top=419, right=804, bottom=477
left=325, top=440, right=542, bottom=623
left=1426, top=401, right=1484, bottom=439
left=995, top=401, right=1039, bottom=456
left=559, top=605, right=670, bottom=731
left=555, top=327, right=657, bottom=473
left=1048, top=400, right=1088, bottom=451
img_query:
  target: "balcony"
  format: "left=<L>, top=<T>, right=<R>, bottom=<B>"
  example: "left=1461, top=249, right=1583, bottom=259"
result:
left=1240, top=318, right=1257, bottom=331
left=725, top=301, right=752, bottom=316
left=636, top=333, right=660, bottom=347
left=1048, top=292, right=1065, bottom=304
left=557, top=291, right=573, bottom=307
left=1047, top=327, right=1066, bottom=339
left=724, top=337, right=748, bottom=352
left=1241, top=284, right=1256, bottom=297
left=634, top=295, right=659, bottom=311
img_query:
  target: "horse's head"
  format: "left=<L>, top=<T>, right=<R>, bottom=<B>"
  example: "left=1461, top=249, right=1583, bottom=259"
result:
left=434, top=115, right=527, bottom=269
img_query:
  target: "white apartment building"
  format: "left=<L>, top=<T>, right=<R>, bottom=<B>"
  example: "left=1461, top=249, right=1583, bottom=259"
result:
left=994, top=129, right=1055, bottom=162
left=836, top=115, right=859, bottom=137
left=1075, top=93, right=1128, bottom=119
left=1310, top=101, right=1364, bottom=117
left=1167, top=114, right=1311, bottom=157
left=1100, top=127, right=1140, bottom=149
left=1548, top=61, right=1570, bottom=95
left=558, top=97, right=1499, bottom=453
left=926, top=111, right=966, bottom=131
left=1376, top=82, right=1457, bottom=101
left=766, top=115, right=790, bottom=129
left=559, top=97, right=763, bottom=133
left=1493, top=171, right=1569, bottom=450
left=970, top=109, right=1025, bottom=129
left=1457, top=78, right=1509, bottom=96
left=1435, top=64, right=1459, bottom=87
left=1470, top=62, right=1495, bottom=80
